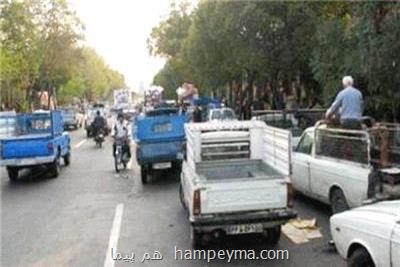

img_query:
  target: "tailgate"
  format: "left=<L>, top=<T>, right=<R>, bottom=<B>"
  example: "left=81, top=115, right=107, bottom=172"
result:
left=201, top=179, right=288, bottom=214
left=1, top=136, right=53, bottom=159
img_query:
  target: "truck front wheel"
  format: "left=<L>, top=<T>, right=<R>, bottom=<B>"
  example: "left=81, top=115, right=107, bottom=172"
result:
left=7, top=167, right=19, bottom=181
left=264, top=226, right=281, bottom=245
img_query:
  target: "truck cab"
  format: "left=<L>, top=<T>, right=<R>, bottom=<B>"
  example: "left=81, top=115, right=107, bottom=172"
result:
left=0, top=110, right=71, bottom=181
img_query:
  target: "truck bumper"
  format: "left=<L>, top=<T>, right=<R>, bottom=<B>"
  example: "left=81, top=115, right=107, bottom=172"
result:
left=136, top=140, right=185, bottom=165
left=190, top=209, right=297, bottom=230
left=0, top=155, right=56, bottom=167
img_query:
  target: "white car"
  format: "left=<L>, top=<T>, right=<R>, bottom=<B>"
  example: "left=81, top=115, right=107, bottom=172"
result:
left=330, top=200, right=400, bottom=267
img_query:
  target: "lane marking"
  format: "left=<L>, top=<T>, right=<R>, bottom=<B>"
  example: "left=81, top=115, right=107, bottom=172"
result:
left=73, top=139, right=86, bottom=149
left=104, top=203, right=124, bottom=267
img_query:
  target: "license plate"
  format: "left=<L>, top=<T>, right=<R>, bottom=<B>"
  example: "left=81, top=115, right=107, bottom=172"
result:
left=153, top=123, right=172, bottom=133
left=225, top=223, right=263, bottom=235
left=153, top=162, right=171, bottom=169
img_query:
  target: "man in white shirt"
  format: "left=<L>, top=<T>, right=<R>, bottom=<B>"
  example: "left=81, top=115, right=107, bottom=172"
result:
left=112, top=113, right=131, bottom=158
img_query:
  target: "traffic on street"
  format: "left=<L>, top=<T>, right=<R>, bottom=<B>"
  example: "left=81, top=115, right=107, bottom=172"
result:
left=1, top=1, right=400, bottom=267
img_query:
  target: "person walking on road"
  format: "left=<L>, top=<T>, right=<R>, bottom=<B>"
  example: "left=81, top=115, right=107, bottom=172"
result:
left=325, top=76, right=364, bottom=130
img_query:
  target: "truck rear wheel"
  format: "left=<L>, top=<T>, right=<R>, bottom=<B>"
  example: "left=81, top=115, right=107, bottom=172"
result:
left=141, top=166, right=148, bottom=184
left=330, top=188, right=349, bottom=214
left=50, top=156, right=61, bottom=178
left=7, top=167, right=19, bottom=182
left=63, top=152, right=71, bottom=166
left=264, top=226, right=281, bottom=245
left=190, top=226, right=204, bottom=249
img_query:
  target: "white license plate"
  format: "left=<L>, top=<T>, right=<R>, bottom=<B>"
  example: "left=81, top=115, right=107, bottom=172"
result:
left=225, top=223, right=263, bottom=235
left=153, top=162, right=171, bottom=169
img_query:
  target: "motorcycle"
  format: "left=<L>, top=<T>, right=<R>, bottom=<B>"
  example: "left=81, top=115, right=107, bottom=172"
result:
left=94, top=128, right=105, bottom=148
left=114, top=138, right=130, bottom=172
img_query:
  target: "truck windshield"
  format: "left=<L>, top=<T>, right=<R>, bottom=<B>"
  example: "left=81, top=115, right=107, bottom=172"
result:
left=17, top=116, right=52, bottom=135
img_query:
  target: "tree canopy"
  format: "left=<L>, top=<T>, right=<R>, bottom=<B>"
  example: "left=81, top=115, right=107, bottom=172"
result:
left=149, top=1, right=400, bottom=121
left=0, top=0, right=126, bottom=111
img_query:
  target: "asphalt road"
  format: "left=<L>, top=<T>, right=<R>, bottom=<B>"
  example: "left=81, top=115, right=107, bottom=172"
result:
left=1, top=128, right=345, bottom=267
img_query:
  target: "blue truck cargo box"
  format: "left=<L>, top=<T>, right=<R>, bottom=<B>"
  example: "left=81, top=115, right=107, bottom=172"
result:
left=134, top=113, right=186, bottom=143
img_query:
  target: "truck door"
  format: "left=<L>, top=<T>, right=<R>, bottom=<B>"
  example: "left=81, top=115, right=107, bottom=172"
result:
left=392, top=221, right=400, bottom=267
left=292, top=131, right=313, bottom=193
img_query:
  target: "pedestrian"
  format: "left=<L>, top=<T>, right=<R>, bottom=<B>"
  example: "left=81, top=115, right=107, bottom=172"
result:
left=325, top=76, right=363, bottom=130
left=273, top=87, right=286, bottom=110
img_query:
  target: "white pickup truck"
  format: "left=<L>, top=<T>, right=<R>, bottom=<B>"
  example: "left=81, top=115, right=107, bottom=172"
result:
left=292, top=121, right=400, bottom=213
left=180, top=121, right=296, bottom=248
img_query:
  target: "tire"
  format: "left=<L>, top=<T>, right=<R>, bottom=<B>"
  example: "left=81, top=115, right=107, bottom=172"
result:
left=50, top=156, right=61, bottom=178
left=264, top=226, right=281, bottom=245
left=63, top=152, right=71, bottom=166
left=179, top=184, right=186, bottom=209
left=141, top=166, right=148, bottom=184
left=330, top=188, right=349, bottom=214
left=172, top=161, right=182, bottom=173
left=114, top=156, right=120, bottom=173
left=7, top=167, right=18, bottom=182
left=190, top=226, right=203, bottom=249
left=348, top=247, right=375, bottom=267
left=86, top=130, right=90, bottom=138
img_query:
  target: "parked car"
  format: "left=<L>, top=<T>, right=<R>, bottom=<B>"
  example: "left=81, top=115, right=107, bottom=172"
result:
left=292, top=120, right=400, bottom=213
left=0, top=110, right=71, bottom=181
left=330, top=200, right=400, bottom=267
left=61, top=107, right=79, bottom=130
left=180, top=121, right=296, bottom=248
left=133, top=108, right=186, bottom=184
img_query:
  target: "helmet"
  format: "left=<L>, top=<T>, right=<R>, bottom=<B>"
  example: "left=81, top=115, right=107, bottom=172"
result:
left=96, top=110, right=101, bottom=116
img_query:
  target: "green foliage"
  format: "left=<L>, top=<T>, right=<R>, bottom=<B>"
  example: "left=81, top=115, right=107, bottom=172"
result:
left=0, top=0, right=126, bottom=110
left=150, top=1, right=400, bottom=121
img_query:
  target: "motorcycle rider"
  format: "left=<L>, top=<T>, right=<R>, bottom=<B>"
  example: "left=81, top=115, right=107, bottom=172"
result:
left=91, top=110, right=107, bottom=137
left=112, top=113, right=131, bottom=158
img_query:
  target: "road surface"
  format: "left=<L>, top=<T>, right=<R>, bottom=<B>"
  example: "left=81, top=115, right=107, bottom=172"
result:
left=1, top=129, right=344, bottom=267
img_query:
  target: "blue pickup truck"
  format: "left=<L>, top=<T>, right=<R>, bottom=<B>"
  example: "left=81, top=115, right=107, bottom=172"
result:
left=133, top=108, right=186, bottom=184
left=0, top=110, right=71, bottom=181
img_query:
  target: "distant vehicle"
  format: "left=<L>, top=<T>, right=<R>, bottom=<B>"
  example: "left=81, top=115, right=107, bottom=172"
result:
left=133, top=107, right=186, bottom=184
left=330, top=200, right=400, bottom=267
left=61, top=107, right=79, bottom=130
left=292, top=120, right=400, bottom=213
left=252, top=109, right=326, bottom=147
left=0, top=110, right=71, bottom=181
left=85, top=104, right=106, bottom=137
left=114, top=89, right=132, bottom=110
left=0, top=111, right=17, bottom=139
left=180, top=121, right=296, bottom=248
left=207, top=107, right=237, bottom=121
left=94, top=128, right=105, bottom=148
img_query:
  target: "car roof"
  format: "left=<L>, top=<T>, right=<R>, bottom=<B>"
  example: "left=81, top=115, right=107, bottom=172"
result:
left=356, top=200, right=400, bottom=217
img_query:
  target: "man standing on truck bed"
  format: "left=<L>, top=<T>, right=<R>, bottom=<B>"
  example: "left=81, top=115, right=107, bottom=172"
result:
left=325, top=76, right=363, bottom=129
